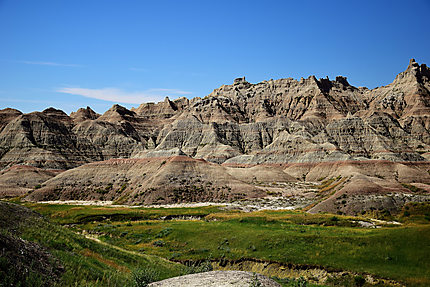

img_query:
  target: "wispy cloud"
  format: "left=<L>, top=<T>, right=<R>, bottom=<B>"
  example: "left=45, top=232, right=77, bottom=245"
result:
left=19, top=60, right=82, bottom=67
left=146, top=88, right=191, bottom=95
left=56, top=87, right=192, bottom=104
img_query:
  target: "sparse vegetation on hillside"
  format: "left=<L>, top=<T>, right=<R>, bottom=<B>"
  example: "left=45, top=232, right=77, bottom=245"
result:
left=0, top=201, right=185, bottom=286
left=401, top=183, right=426, bottom=193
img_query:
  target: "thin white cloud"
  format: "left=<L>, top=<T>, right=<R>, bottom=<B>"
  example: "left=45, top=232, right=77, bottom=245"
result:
left=147, top=88, right=192, bottom=95
left=19, top=60, right=82, bottom=67
left=57, top=87, right=191, bottom=104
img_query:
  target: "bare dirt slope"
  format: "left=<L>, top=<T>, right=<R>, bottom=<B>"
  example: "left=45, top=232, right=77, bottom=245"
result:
left=282, top=160, right=430, bottom=215
left=23, top=156, right=430, bottom=215
left=25, top=156, right=268, bottom=204
left=0, top=165, right=59, bottom=197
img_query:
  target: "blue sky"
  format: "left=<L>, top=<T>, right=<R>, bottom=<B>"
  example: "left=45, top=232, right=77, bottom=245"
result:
left=1, top=0, right=429, bottom=114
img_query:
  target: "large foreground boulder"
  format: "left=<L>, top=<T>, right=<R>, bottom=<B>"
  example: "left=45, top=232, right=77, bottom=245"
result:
left=149, top=271, right=281, bottom=287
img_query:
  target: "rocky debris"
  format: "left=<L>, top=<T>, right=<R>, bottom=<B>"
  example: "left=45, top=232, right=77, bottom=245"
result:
left=148, top=271, right=281, bottom=287
left=229, top=196, right=313, bottom=212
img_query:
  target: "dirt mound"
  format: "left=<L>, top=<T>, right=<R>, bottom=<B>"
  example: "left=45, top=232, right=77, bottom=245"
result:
left=306, top=172, right=430, bottom=215
left=23, top=157, right=430, bottom=214
left=25, top=156, right=266, bottom=204
left=0, top=165, right=59, bottom=197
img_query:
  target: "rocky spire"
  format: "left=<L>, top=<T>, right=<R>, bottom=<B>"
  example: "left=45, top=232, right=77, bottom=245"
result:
left=234, top=77, right=246, bottom=84
left=335, top=76, right=350, bottom=86
left=70, top=106, right=99, bottom=122
left=395, top=58, right=430, bottom=84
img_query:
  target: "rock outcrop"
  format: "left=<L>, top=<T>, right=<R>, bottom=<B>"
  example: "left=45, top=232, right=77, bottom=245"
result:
left=70, top=106, right=100, bottom=123
left=1, top=59, right=430, bottom=169
left=2, top=59, right=430, bottom=213
left=149, top=271, right=281, bottom=287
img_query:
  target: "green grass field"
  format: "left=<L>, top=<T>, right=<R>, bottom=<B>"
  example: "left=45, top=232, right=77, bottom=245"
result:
left=22, top=201, right=430, bottom=286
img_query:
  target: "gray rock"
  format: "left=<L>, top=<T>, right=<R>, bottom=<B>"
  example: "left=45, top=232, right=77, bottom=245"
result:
left=149, top=271, right=281, bottom=287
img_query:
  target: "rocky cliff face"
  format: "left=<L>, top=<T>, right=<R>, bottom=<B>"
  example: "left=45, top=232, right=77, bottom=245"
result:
left=1, top=59, right=429, bottom=169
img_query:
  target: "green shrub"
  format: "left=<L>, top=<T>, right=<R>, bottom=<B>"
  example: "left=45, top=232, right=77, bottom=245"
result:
left=354, top=275, right=366, bottom=286
left=156, top=227, right=173, bottom=238
left=153, top=240, right=165, bottom=247
left=185, top=258, right=213, bottom=274
left=294, top=277, right=308, bottom=287
left=330, top=216, right=339, bottom=222
left=95, top=188, right=108, bottom=194
left=275, top=276, right=308, bottom=287
left=401, top=183, right=425, bottom=193
left=131, top=268, right=160, bottom=287
left=120, top=183, right=128, bottom=192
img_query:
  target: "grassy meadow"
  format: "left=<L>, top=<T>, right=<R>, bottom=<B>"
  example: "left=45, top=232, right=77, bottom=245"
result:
left=21, top=201, right=430, bottom=286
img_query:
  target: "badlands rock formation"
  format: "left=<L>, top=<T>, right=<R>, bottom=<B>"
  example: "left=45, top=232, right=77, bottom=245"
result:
left=1, top=59, right=430, bottom=214
left=26, top=156, right=267, bottom=204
